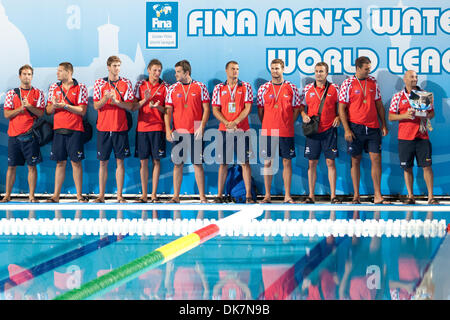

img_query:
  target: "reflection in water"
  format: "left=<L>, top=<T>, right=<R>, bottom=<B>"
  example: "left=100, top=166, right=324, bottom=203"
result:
left=0, top=210, right=446, bottom=300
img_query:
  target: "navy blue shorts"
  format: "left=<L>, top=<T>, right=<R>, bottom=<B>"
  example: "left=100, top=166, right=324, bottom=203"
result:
left=398, top=138, right=432, bottom=169
left=304, top=127, right=339, bottom=160
left=50, top=131, right=85, bottom=162
left=260, top=136, right=296, bottom=160
left=8, top=134, right=42, bottom=167
left=134, top=131, right=166, bottom=160
left=97, top=131, right=131, bottom=161
left=216, top=131, right=253, bottom=164
left=347, top=122, right=382, bottom=156
left=171, top=133, right=204, bottom=165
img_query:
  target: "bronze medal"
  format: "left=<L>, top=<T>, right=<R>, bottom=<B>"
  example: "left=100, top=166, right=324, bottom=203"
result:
left=274, top=104, right=279, bottom=109
left=184, top=103, right=189, bottom=108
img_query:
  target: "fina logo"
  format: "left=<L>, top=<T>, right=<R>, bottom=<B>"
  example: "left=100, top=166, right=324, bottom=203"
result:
left=152, top=4, right=173, bottom=29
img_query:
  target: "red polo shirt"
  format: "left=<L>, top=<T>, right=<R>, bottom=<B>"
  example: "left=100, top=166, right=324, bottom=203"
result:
left=134, top=79, right=168, bottom=132
left=47, top=79, right=88, bottom=132
left=93, top=77, right=134, bottom=132
left=300, top=81, right=340, bottom=133
left=165, top=80, right=210, bottom=134
left=211, top=80, right=253, bottom=131
left=4, top=87, right=45, bottom=137
left=389, top=88, right=431, bottom=140
left=338, top=75, right=382, bottom=129
left=257, top=80, right=301, bottom=137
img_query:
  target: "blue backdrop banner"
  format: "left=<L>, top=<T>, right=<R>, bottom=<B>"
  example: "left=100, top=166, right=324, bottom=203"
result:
left=0, top=0, right=449, bottom=197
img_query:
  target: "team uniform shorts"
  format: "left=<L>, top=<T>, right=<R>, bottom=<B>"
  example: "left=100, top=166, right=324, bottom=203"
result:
left=8, top=134, right=42, bottom=167
left=260, top=135, right=296, bottom=160
left=216, top=130, right=253, bottom=165
left=50, top=131, right=85, bottom=162
left=398, top=138, right=432, bottom=170
left=170, top=132, right=204, bottom=165
left=134, top=131, right=166, bottom=160
left=304, top=127, right=339, bottom=160
left=347, top=122, right=382, bottom=156
left=97, top=131, right=131, bottom=161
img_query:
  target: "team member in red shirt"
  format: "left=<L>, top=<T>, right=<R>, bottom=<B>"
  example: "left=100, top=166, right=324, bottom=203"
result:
left=46, top=62, right=89, bottom=203
left=257, top=59, right=301, bottom=204
left=133, top=59, right=168, bottom=203
left=93, top=56, right=135, bottom=203
left=388, top=70, right=438, bottom=205
left=338, top=56, right=390, bottom=204
left=211, top=61, right=255, bottom=203
left=164, top=60, right=210, bottom=203
left=1, top=65, right=45, bottom=203
left=300, top=62, right=341, bottom=204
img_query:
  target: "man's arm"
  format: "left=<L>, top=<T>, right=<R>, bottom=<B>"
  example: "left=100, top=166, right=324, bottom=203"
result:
left=194, top=102, right=210, bottom=139
left=375, top=99, right=388, bottom=136
left=164, top=106, right=174, bottom=142
left=338, top=102, right=354, bottom=142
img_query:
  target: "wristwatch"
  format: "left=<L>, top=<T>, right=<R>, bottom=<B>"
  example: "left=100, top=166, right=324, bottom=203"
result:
left=64, top=105, right=69, bottom=110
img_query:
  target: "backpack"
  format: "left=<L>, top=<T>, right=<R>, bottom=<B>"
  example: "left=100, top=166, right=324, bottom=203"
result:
left=13, top=88, right=54, bottom=146
left=224, top=165, right=257, bottom=203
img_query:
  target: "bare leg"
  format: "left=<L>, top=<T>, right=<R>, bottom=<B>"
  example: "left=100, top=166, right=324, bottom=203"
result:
left=423, top=166, right=434, bottom=201
left=403, top=167, right=414, bottom=199
left=151, top=159, right=161, bottom=200
left=2, top=166, right=16, bottom=201
left=193, top=164, right=206, bottom=201
left=283, top=158, right=293, bottom=202
left=140, top=159, right=149, bottom=201
left=351, top=155, right=362, bottom=202
left=116, top=159, right=126, bottom=202
left=241, top=163, right=252, bottom=199
left=326, top=158, right=337, bottom=200
left=217, top=164, right=228, bottom=198
left=71, top=160, right=84, bottom=201
left=50, top=161, right=67, bottom=202
left=263, top=160, right=272, bottom=202
left=172, top=164, right=183, bottom=201
left=307, top=159, right=318, bottom=201
left=98, top=160, right=108, bottom=201
left=28, top=165, right=38, bottom=201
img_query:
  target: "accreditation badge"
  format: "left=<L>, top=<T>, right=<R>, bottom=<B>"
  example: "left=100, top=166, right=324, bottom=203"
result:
left=228, top=102, right=236, bottom=113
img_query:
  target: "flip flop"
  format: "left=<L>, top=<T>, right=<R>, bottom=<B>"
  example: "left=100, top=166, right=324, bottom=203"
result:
left=166, top=198, right=180, bottom=203
left=374, top=199, right=391, bottom=205
left=331, top=197, right=342, bottom=204
left=260, top=198, right=271, bottom=204
left=149, top=198, right=161, bottom=203
left=213, top=197, right=224, bottom=203
left=428, top=198, right=440, bottom=205
left=302, top=197, right=315, bottom=204
left=351, top=199, right=361, bottom=204
left=284, top=199, right=296, bottom=204
left=29, top=198, right=40, bottom=203
left=77, top=196, right=89, bottom=203
left=117, top=198, right=128, bottom=203
left=45, top=198, right=58, bottom=203
left=403, top=198, right=416, bottom=205
left=0, top=198, right=11, bottom=203
left=200, top=199, right=209, bottom=204
left=93, top=198, right=105, bottom=203
left=134, top=198, right=147, bottom=203
left=246, top=197, right=256, bottom=204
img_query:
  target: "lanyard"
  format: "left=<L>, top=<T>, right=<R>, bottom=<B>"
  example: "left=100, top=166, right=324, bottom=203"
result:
left=108, top=79, right=123, bottom=101
left=145, top=81, right=164, bottom=101
left=313, top=82, right=328, bottom=103
left=181, top=81, right=192, bottom=106
left=271, top=81, right=285, bottom=104
left=18, top=87, right=32, bottom=103
left=227, top=83, right=238, bottom=102
left=355, top=77, right=367, bottom=102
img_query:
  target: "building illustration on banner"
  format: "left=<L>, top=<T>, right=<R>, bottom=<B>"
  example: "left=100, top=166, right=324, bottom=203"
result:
left=0, top=1, right=145, bottom=101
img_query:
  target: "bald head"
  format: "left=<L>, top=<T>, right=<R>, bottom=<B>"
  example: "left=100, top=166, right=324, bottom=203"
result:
left=403, top=70, right=418, bottom=92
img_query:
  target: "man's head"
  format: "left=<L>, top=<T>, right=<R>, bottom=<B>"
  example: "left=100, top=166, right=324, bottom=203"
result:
left=270, top=59, right=285, bottom=81
left=225, top=60, right=239, bottom=81
left=314, top=62, right=329, bottom=83
left=107, top=56, right=122, bottom=78
left=57, top=62, right=73, bottom=82
left=175, top=60, right=191, bottom=82
left=19, top=64, right=33, bottom=86
left=403, top=70, right=418, bottom=90
left=147, top=59, right=163, bottom=83
left=355, top=56, right=371, bottom=79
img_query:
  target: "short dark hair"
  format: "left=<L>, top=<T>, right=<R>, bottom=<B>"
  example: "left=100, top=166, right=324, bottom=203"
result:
left=59, top=62, right=74, bottom=74
left=19, top=64, right=33, bottom=75
left=315, top=62, right=329, bottom=73
left=147, top=59, right=162, bottom=70
left=270, top=58, right=285, bottom=69
left=355, top=56, right=371, bottom=69
left=175, top=60, right=191, bottom=75
left=225, top=60, right=239, bottom=69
